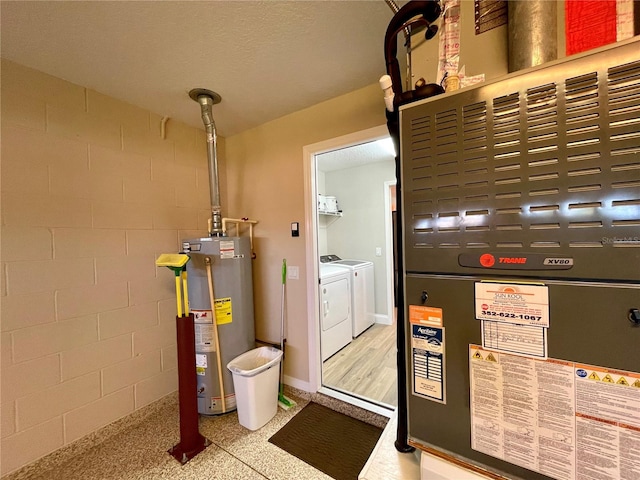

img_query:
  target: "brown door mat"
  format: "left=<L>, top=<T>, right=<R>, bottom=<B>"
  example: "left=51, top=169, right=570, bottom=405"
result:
left=268, top=402, right=384, bottom=480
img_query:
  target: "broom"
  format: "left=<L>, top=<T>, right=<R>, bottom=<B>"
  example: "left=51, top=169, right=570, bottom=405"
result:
left=278, top=259, right=296, bottom=410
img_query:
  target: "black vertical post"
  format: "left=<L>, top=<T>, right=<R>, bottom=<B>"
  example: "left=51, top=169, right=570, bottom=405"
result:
left=394, top=163, right=414, bottom=453
left=382, top=0, right=443, bottom=453
left=388, top=113, right=415, bottom=453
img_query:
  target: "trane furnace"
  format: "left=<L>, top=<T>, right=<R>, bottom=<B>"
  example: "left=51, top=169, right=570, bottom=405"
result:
left=400, top=39, right=640, bottom=480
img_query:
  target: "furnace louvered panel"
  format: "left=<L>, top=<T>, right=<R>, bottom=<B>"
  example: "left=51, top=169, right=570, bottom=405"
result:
left=401, top=41, right=640, bottom=281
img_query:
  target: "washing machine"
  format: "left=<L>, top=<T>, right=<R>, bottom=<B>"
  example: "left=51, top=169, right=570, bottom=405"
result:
left=321, top=255, right=375, bottom=337
left=319, top=264, right=352, bottom=361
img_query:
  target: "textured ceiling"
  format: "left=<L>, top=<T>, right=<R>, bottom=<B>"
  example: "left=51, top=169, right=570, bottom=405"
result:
left=0, top=0, right=407, bottom=137
left=317, top=138, right=395, bottom=172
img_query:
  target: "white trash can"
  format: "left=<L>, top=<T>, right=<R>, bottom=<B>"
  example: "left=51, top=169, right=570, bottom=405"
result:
left=226, top=346, right=283, bottom=430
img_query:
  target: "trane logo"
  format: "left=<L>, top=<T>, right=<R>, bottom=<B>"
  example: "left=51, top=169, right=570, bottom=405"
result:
left=544, top=258, right=574, bottom=266
left=499, top=257, right=527, bottom=264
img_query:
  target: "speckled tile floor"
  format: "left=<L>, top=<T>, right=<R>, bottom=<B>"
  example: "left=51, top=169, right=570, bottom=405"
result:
left=4, top=389, right=390, bottom=480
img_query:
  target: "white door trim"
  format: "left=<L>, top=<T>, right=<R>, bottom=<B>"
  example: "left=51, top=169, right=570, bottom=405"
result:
left=383, top=179, right=397, bottom=326
left=303, top=124, right=390, bottom=393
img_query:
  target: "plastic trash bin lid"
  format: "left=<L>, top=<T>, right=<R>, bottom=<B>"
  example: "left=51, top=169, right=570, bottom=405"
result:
left=227, top=346, right=283, bottom=377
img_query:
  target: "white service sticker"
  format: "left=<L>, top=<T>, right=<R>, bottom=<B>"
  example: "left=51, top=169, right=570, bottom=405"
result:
left=195, top=353, right=207, bottom=368
left=219, top=240, right=235, bottom=259
left=192, top=309, right=213, bottom=324
left=211, top=393, right=236, bottom=411
left=475, top=282, right=549, bottom=328
left=195, top=323, right=216, bottom=353
left=482, top=319, right=547, bottom=359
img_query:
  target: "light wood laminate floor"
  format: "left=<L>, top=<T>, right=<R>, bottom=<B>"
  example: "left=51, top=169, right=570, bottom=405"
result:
left=322, top=322, right=397, bottom=407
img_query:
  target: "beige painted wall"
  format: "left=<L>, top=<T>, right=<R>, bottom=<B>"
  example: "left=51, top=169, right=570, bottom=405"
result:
left=0, top=59, right=216, bottom=475
left=411, top=0, right=508, bottom=86
left=224, top=83, right=386, bottom=385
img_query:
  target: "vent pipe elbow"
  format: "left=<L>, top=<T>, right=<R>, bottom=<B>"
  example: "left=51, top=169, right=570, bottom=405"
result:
left=197, top=96, right=215, bottom=130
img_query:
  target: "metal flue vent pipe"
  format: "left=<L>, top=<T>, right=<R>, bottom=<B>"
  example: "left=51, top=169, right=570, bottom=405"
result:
left=189, top=88, right=223, bottom=236
left=507, top=0, right=557, bottom=73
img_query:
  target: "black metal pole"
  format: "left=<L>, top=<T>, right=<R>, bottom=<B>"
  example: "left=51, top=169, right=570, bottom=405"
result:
left=382, top=0, right=444, bottom=453
left=393, top=147, right=414, bottom=453
left=386, top=109, right=414, bottom=453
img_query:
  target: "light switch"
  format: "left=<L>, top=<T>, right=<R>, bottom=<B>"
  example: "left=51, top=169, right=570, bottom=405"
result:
left=375, top=247, right=382, bottom=257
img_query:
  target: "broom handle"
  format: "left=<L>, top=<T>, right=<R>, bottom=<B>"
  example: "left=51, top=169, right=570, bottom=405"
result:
left=175, top=275, right=183, bottom=318
left=280, top=259, right=286, bottom=395
left=280, top=259, right=286, bottom=352
left=182, top=270, right=189, bottom=316
left=205, top=259, right=226, bottom=413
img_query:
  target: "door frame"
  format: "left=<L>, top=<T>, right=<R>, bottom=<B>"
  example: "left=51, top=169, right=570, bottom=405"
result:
left=384, top=179, right=397, bottom=325
left=303, top=124, right=393, bottom=415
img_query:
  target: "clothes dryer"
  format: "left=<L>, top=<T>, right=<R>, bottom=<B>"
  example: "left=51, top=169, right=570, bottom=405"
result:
left=319, top=264, right=352, bottom=361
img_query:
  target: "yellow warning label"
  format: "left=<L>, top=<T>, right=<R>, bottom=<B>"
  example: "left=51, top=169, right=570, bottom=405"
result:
left=473, top=351, right=483, bottom=360
left=602, top=374, right=614, bottom=383
left=486, top=353, right=497, bottom=362
left=214, top=297, right=232, bottom=325
left=588, top=372, right=600, bottom=381
left=633, top=380, right=640, bottom=388
left=617, top=377, right=629, bottom=386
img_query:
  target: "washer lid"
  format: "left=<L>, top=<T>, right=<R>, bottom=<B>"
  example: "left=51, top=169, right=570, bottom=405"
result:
left=332, top=259, right=372, bottom=267
left=320, top=264, right=349, bottom=279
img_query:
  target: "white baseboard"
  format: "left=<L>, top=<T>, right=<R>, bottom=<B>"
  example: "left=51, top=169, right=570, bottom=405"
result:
left=283, top=375, right=315, bottom=393
left=375, top=313, right=392, bottom=325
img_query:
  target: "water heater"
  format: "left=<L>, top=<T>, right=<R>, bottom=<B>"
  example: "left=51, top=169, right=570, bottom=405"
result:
left=182, top=236, right=255, bottom=415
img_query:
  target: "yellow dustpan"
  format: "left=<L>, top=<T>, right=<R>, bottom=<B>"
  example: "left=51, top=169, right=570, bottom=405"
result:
left=156, top=253, right=190, bottom=317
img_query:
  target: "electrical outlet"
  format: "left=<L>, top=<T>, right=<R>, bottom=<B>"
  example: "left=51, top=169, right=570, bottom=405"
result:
left=288, top=266, right=299, bottom=280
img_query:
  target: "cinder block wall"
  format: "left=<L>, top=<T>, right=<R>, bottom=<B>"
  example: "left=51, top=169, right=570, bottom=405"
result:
left=0, top=59, right=215, bottom=476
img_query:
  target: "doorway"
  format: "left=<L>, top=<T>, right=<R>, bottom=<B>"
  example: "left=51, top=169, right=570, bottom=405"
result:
left=303, top=125, right=397, bottom=415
